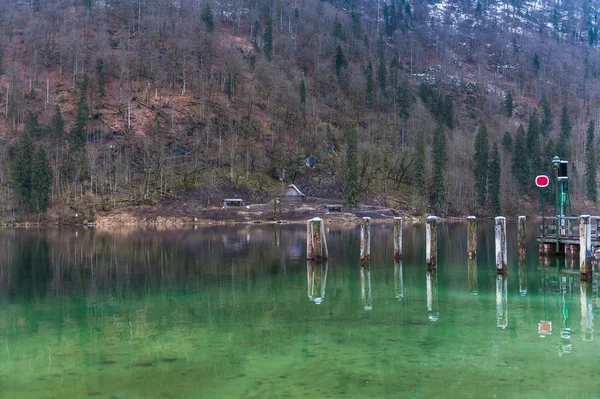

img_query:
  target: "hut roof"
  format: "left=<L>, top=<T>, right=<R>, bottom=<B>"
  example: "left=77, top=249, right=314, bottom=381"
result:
left=284, top=184, right=306, bottom=197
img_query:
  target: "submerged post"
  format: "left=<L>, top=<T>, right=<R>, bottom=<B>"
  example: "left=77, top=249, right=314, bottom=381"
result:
left=580, top=280, right=594, bottom=342
left=360, top=217, right=371, bottom=263
left=306, top=217, right=328, bottom=262
left=518, top=255, right=527, bottom=296
left=518, top=216, right=526, bottom=255
left=426, top=269, right=439, bottom=321
left=360, top=264, right=372, bottom=311
left=467, top=216, right=477, bottom=260
left=579, top=215, right=592, bottom=281
left=495, top=217, right=507, bottom=274
left=307, top=261, right=328, bottom=305
left=496, top=274, right=508, bottom=329
left=393, top=217, right=403, bottom=260
left=468, top=258, right=477, bottom=295
left=426, top=216, right=438, bottom=270
left=394, top=260, right=404, bottom=300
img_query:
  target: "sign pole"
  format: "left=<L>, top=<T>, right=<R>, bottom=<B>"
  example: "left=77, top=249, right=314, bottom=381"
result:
left=541, top=187, right=545, bottom=236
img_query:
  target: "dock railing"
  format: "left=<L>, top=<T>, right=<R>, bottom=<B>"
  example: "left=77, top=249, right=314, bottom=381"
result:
left=539, top=216, right=600, bottom=241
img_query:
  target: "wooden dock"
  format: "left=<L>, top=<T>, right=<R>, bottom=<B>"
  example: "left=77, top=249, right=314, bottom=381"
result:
left=537, top=216, right=600, bottom=254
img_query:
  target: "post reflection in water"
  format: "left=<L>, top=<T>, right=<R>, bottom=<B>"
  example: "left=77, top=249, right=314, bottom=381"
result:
left=580, top=280, right=594, bottom=342
left=538, top=269, right=552, bottom=338
left=394, top=260, right=404, bottom=300
left=306, top=261, right=328, bottom=305
left=518, top=255, right=527, bottom=296
left=360, top=264, right=372, bottom=311
left=558, top=275, right=573, bottom=356
left=496, top=274, right=507, bottom=329
left=426, top=269, right=438, bottom=321
left=468, top=258, right=477, bottom=295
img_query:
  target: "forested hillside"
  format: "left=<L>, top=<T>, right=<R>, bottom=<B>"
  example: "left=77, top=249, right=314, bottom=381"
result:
left=1, top=0, right=600, bottom=221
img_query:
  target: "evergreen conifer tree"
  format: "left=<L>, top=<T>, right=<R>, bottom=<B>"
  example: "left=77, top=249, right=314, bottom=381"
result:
left=512, top=125, right=529, bottom=194
left=444, top=95, right=454, bottom=129
left=202, top=3, right=215, bottom=33
left=526, top=112, right=541, bottom=186
left=473, top=122, right=489, bottom=207
left=543, top=138, right=556, bottom=204
left=335, top=45, right=347, bottom=76
left=413, top=130, right=428, bottom=210
left=10, top=129, right=34, bottom=211
left=501, top=131, right=513, bottom=154
left=396, top=73, right=412, bottom=119
left=333, top=16, right=346, bottom=41
left=365, top=62, right=374, bottom=110
left=558, top=105, right=572, bottom=160
left=504, top=91, right=513, bottom=118
left=345, top=128, right=359, bottom=207
left=377, top=56, right=386, bottom=91
left=263, top=15, right=273, bottom=60
left=31, top=149, right=52, bottom=214
left=488, top=142, right=501, bottom=215
left=533, top=53, right=540, bottom=74
left=24, top=111, right=39, bottom=139
left=51, top=105, right=64, bottom=149
left=586, top=120, right=597, bottom=203
left=539, top=96, right=552, bottom=136
left=96, top=59, right=105, bottom=101
left=431, top=124, right=447, bottom=213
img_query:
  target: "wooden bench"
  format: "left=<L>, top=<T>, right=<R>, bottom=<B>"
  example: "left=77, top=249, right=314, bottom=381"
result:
left=223, top=199, right=244, bottom=207
left=324, top=204, right=343, bottom=213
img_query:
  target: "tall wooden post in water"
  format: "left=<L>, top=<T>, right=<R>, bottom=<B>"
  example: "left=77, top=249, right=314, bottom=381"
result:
left=518, top=216, right=526, bottom=255
left=495, top=217, right=507, bottom=274
left=360, top=217, right=371, bottom=263
left=306, top=217, right=328, bottom=262
left=467, top=216, right=477, bottom=260
left=426, top=216, right=438, bottom=270
left=393, top=217, right=403, bottom=260
left=579, top=215, right=592, bottom=281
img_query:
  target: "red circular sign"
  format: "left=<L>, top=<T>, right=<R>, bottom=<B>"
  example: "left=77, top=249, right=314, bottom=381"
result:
left=535, top=175, right=550, bottom=188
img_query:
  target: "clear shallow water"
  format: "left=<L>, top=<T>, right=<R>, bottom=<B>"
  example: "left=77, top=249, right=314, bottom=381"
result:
left=0, top=223, right=599, bottom=399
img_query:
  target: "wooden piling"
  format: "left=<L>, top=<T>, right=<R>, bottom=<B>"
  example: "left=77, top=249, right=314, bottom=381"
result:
left=496, top=274, right=508, bottom=329
left=426, top=216, right=438, bottom=270
left=518, top=216, right=526, bottom=255
left=360, top=264, right=372, bottom=310
left=467, top=216, right=477, bottom=260
left=394, top=260, right=404, bottom=300
left=426, top=269, right=439, bottom=321
left=468, top=258, right=477, bottom=294
left=495, top=216, right=507, bottom=274
left=393, top=217, right=403, bottom=260
left=306, top=217, right=328, bottom=262
left=579, top=215, right=592, bottom=281
left=360, top=217, right=371, bottom=263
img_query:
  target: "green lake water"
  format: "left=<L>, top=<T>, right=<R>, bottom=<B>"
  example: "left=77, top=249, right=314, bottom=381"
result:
left=0, top=222, right=599, bottom=398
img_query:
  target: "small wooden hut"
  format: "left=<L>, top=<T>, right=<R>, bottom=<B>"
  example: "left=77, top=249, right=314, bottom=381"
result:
left=280, top=184, right=307, bottom=202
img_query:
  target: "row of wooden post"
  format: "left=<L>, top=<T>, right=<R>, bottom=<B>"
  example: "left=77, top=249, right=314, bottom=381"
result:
left=307, top=215, right=522, bottom=269
left=307, top=215, right=594, bottom=281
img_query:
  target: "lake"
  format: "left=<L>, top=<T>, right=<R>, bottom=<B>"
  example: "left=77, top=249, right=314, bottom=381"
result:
left=0, top=222, right=598, bottom=398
